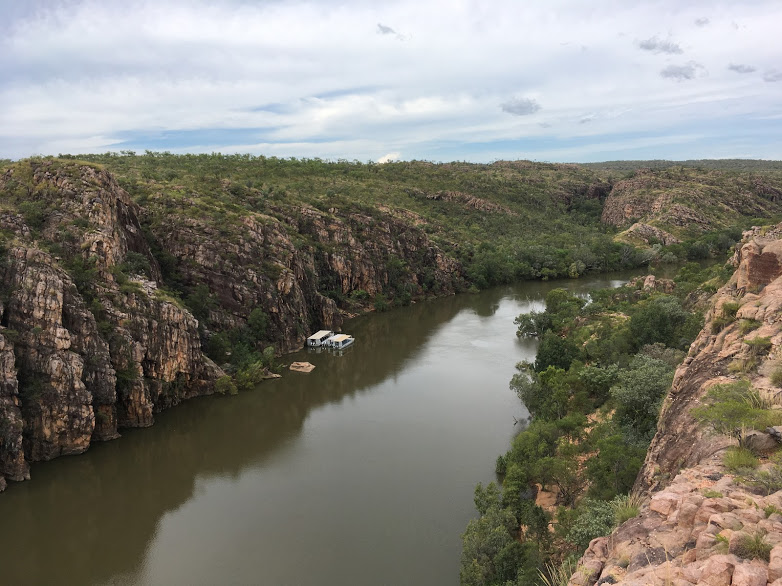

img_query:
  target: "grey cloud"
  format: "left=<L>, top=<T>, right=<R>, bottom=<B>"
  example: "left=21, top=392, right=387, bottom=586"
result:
left=377, top=23, right=396, bottom=35
left=728, top=63, right=756, bottom=74
left=660, top=62, right=702, bottom=81
left=764, top=70, right=782, bottom=82
left=500, top=97, right=541, bottom=116
left=638, top=36, right=683, bottom=55
left=694, top=17, right=710, bottom=27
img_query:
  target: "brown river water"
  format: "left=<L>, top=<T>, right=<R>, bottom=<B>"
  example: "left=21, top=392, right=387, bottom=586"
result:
left=0, top=272, right=639, bottom=585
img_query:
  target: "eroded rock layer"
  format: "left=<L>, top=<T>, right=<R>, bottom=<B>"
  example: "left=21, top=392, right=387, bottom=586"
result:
left=0, top=159, right=466, bottom=488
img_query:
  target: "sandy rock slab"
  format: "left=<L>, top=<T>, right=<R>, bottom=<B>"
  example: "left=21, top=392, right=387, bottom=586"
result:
left=289, top=361, right=316, bottom=373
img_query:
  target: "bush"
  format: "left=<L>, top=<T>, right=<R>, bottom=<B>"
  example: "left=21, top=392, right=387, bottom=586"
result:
left=722, top=301, right=740, bottom=319
left=723, top=446, right=759, bottom=472
left=745, top=336, right=772, bottom=357
left=566, top=499, right=616, bottom=550
left=235, top=361, right=268, bottom=392
left=215, top=375, right=238, bottom=396
left=771, top=366, right=782, bottom=387
left=613, top=492, right=643, bottom=525
left=733, top=532, right=772, bottom=561
left=247, top=308, right=269, bottom=342
left=742, top=466, right=782, bottom=496
left=692, top=381, right=782, bottom=439
left=534, top=331, right=580, bottom=372
left=739, top=319, right=762, bottom=335
left=586, top=434, right=646, bottom=500
left=18, top=200, right=47, bottom=230
left=610, top=355, right=674, bottom=442
left=373, top=293, right=389, bottom=312
left=628, top=296, right=690, bottom=350
left=120, top=251, right=152, bottom=278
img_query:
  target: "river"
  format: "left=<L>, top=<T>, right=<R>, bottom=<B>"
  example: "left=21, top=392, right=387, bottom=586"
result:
left=0, top=272, right=638, bottom=585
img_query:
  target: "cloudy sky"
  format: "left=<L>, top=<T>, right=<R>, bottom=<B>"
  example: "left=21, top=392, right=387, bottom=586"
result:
left=1, top=0, right=781, bottom=163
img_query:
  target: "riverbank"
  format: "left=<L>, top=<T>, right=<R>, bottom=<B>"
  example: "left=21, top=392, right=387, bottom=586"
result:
left=0, top=274, right=648, bottom=584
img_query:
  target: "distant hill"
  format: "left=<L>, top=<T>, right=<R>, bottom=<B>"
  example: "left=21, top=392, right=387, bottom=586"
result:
left=582, top=159, right=782, bottom=174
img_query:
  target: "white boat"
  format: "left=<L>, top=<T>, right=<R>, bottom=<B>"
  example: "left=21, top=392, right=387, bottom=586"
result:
left=307, top=330, right=335, bottom=347
left=327, top=334, right=355, bottom=350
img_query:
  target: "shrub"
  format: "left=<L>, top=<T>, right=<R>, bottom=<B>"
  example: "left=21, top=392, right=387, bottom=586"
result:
left=738, top=319, right=762, bottom=335
left=628, top=295, right=690, bottom=350
left=350, top=289, right=369, bottom=301
left=733, top=532, right=772, bottom=561
left=247, top=308, right=269, bottom=342
left=495, top=454, right=507, bottom=476
left=745, top=336, right=772, bottom=357
left=722, top=301, right=740, bottom=319
left=703, top=489, right=723, bottom=498
left=235, top=361, right=268, bottom=392
left=692, top=381, right=782, bottom=439
left=534, top=331, right=580, bottom=372
left=613, top=492, right=643, bottom=525
left=610, top=355, right=674, bottom=442
left=771, top=366, right=782, bottom=387
left=539, top=557, right=578, bottom=586
left=566, top=499, right=615, bottom=550
left=712, top=301, right=741, bottom=333
left=120, top=251, right=152, bottom=278
left=18, top=200, right=48, bottom=230
left=723, top=447, right=759, bottom=472
left=373, top=293, right=389, bottom=312
left=764, top=504, right=782, bottom=517
left=215, top=375, right=238, bottom=396
left=743, top=466, right=782, bottom=496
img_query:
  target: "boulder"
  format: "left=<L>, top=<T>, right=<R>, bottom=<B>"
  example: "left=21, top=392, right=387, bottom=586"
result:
left=696, top=554, right=738, bottom=586
left=730, top=561, right=767, bottom=586
left=289, top=361, right=316, bottom=373
left=769, top=543, right=782, bottom=582
left=742, top=430, right=779, bottom=454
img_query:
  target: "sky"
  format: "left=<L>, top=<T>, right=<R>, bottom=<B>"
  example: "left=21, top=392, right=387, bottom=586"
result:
left=1, top=0, right=781, bottom=163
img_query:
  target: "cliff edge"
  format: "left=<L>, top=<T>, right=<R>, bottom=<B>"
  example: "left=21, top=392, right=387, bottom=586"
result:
left=567, top=224, right=782, bottom=585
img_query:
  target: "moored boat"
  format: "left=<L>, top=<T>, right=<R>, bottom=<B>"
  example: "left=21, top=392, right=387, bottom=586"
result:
left=307, top=330, right=335, bottom=347
left=327, top=334, right=354, bottom=349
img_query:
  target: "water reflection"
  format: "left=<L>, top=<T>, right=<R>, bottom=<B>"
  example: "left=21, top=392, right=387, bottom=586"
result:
left=0, top=271, right=643, bottom=586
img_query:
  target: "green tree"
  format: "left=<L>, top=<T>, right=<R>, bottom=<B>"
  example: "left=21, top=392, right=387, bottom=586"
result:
left=534, top=331, right=580, bottom=372
left=610, top=355, right=674, bottom=442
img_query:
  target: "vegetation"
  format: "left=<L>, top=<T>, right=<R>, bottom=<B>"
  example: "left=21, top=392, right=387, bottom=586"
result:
left=461, top=261, right=729, bottom=584
left=692, top=381, right=782, bottom=444
left=732, top=532, right=773, bottom=562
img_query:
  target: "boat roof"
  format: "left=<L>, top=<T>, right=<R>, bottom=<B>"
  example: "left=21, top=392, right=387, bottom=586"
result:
left=308, top=330, right=333, bottom=339
left=331, top=334, right=353, bottom=342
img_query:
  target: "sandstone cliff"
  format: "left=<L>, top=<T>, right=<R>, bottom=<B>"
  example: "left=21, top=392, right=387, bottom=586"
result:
left=0, top=159, right=466, bottom=489
left=567, top=224, right=782, bottom=585
left=601, top=168, right=782, bottom=239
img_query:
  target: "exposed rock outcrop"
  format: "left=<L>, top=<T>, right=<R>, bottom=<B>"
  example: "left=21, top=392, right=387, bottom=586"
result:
left=621, top=222, right=681, bottom=246
left=0, top=161, right=221, bottom=486
left=568, top=223, right=782, bottom=585
left=569, top=455, right=782, bottom=586
left=600, top=168, right=782, bottom=237
left=0, top=159, right=466, bottom=488
left=638, top=226, right=782, bottom=493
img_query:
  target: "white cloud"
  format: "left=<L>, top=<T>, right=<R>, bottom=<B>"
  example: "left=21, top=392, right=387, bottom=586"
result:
left=0, top=0, right=781, bottom=161
left=377, top=152, right=401, bottom=163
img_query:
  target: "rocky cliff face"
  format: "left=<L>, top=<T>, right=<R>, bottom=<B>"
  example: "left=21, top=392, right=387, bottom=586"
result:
left=151, top=202, right=464, bottom=353
left=567, top=224, right=782, bottom=585
left=600, top=168, right=782, bottom=238
left=0, top=159, right=465, bottom=489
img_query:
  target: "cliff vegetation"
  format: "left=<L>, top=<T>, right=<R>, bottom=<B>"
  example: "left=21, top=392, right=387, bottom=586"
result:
left=2, top=153, right=781, bottom=491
